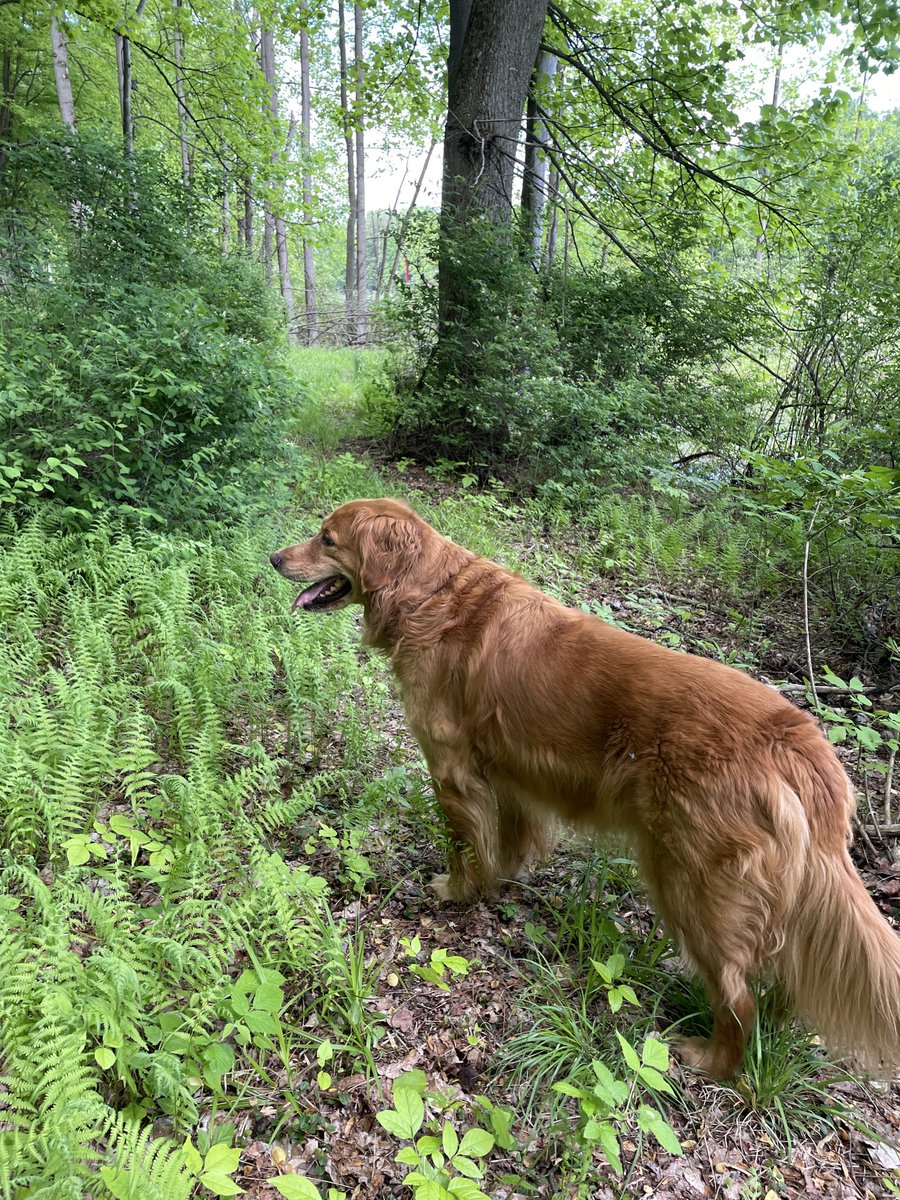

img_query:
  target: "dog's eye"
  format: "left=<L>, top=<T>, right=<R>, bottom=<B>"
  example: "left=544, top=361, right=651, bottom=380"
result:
left=321, top=532, right=335, bottom=547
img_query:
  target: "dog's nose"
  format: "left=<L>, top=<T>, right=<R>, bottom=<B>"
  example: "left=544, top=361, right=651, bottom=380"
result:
left=270, top=553, right=283, bottom=570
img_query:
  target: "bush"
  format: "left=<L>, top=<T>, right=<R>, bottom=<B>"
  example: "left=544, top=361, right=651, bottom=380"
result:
left=381, top=218, right=756, bottom=494
left=0, top=136, right=296, bottom=524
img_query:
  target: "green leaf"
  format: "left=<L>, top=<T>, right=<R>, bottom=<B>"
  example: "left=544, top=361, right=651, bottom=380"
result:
left=376, top=1088, right=424, bottom=1139
left=202, top=1041, right=235, bottom=1085
left=640, top=1038, right=670, bottom=1072
left=616, top=1031, right=641, bottom=1071
left=316, top=1039, right=334, bottom=1067
left=394, top=1069, right=428, bottom=1094
left=65, top=840, right=91, bottom=866
left=95, top=1046, right=116, bottom=1069
left=204, top=1143, right=241, bottom=1174
left=395, top=1147, right=421, bottom=1166
left=595, top=1122, right=623, bottom=1174
left=99, top=1167, right=136, bottom=1198
left=442, top=1123, right=459, bottom=1157
left=638, top=1065, right=674, bottom=1095
left=450, top=1155, right=483, bottom=1180
left=448, top=1180, right=491, bottom=1200
left=199, top=1172, right=245, bottom=1196
left=272, top=1179, right=324, bottom=1200
left=458, top=1128, right=494, bottom=1158
left=254, top=983, right=284, bottom=1012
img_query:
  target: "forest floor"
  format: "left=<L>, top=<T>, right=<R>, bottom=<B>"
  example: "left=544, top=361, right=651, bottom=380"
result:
left=230, top=373, right=900, bottom=1200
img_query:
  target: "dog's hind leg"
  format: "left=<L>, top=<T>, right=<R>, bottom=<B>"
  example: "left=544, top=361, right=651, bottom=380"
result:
left=427, top=759, right=501, bottom=902
left=642, top=847, right=764, bottom=1079
left=495, top=784, right=554, bottom=883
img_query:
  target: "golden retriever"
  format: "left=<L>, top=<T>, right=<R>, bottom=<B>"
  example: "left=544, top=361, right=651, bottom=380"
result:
left=271, top=497, right=900, bottom=1079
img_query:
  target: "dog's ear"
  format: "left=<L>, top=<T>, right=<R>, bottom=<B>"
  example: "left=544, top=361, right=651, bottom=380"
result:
left=356, top=515, right=421, bottom=594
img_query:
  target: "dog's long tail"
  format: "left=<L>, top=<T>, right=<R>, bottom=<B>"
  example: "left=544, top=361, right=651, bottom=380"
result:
left=776, top=754, right=900, bottom=1074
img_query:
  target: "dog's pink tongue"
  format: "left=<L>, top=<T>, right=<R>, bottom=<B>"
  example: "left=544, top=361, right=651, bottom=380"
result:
left=292, top=578, right=333, bottom=611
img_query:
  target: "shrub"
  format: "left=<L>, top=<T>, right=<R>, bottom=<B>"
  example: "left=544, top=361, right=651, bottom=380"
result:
left=0, top=136, right=296, bottom=524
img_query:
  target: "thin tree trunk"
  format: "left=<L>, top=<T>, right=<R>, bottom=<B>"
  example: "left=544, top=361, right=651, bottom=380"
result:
left=386, top=139, right=436, bottom=292
left=260, top=25, right=275, bottom=283
left=172, top=0, right=192, bottom=184
left=354, top=1, right=367, bottom=344
left=115, top=33, right=133, bottom=158
left=299, top=7, right=317, bottom=344
left=222, top=162, right=230, bottom=254
left=115, top=0, right=148, bottom=161
left=277, top=118, right=297, bottom=335
left=243, top=179, right=253, bottom=251
left=544, top=161, right=559, bottom=268
left=520, top=49, right=556, bottom=268
left=338, top=0, right=355, bottom=338
left=0, top=49, right=12, bottom=177
left=50, top=15, right=76, bottom=129
left=375, top=162, right=408, bottom=300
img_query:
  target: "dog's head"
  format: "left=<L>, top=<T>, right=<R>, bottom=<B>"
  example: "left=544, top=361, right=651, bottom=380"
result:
left=270, top=498, right=426, bottom=614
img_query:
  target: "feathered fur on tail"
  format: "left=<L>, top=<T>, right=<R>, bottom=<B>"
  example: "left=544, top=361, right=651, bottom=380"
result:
left=776, top=767, right=900, bottom=1074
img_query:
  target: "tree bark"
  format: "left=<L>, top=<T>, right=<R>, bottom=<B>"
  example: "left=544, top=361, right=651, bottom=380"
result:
left=115, top=32, right=133, bottom=158
left=354, top=1, right=367, bottom=344
left=439, top=0, right=548, bottom=323
left=442, top=0, right=548, bottom=225
left=299, top=7, right=317, bottom=344
left=260, top=25, right=276, bottom=283
left=50, top=15, right=76, bottom=129
left=338, top=0, right=355, bottom=338
left=0, top=48, right=12, bottom=176
left=520, top=49, right=556, bottom=269
left=172, top=0, right=192, bottom=184
left=277, top=118, right=297, bottom=336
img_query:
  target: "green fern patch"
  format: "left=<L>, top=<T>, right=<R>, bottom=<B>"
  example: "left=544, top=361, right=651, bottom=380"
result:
left=0, top=506, right=394, bottom=1197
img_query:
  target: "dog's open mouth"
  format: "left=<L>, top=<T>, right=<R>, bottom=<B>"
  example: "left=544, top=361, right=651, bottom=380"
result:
left=292, top=575, right=352, bottom=612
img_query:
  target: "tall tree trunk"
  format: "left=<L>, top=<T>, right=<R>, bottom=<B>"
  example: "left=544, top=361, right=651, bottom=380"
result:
left=242, top=179, right=254, bottom=252
left=520, top=49, right=557, bottom=269
left=277, top=117, right=297, bottom=335
left=338, top=0, right=355, bottom=339
left=0, top=49, right=12, bottom=177
left=354, top=1, right=367, bottom=345
left=299, top=7, right=317, bottom=344
left=260, top=25, right=275, bottom=284
left=440, top=0, right=548, bottom=322
left=222, top=161, right=231, bottom=254
left=442, top=0, right=548, bottom=225
left=115, top=32, right=134, bottom=158
left=172, top=0, right=192, bottom=184
left=544, top=161, right=560, bottom=268
left=50, top=15, right=76, bottom=129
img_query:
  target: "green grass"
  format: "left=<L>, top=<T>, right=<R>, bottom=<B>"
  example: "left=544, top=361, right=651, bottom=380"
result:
left=287, top=346, right=387, bottom=449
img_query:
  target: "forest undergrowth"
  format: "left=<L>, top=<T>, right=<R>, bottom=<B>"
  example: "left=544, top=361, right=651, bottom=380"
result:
left=1, top=349, right=898, bottom=1200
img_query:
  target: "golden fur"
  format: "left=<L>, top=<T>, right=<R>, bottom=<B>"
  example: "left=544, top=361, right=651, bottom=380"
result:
left=271, top=497, right=900, bottom=1079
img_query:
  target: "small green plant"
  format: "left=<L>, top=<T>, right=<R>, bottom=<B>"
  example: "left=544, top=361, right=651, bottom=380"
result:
left=400, top=936, right=471, bottom=990
left=376, top=1071, right=511, bottom=1200
left=590, top=953, right=640, bottom=1014
left=553, top=1035, right=682, bottom=1175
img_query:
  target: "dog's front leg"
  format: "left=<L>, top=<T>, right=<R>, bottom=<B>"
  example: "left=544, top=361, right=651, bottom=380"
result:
left=427, top=761, right=500, bottom=903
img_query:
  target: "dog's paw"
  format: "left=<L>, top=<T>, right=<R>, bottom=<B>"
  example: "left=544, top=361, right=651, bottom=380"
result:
left=427, top=873, right=455, bottom=902
left=674, top=1036, right=739, bottom=1081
